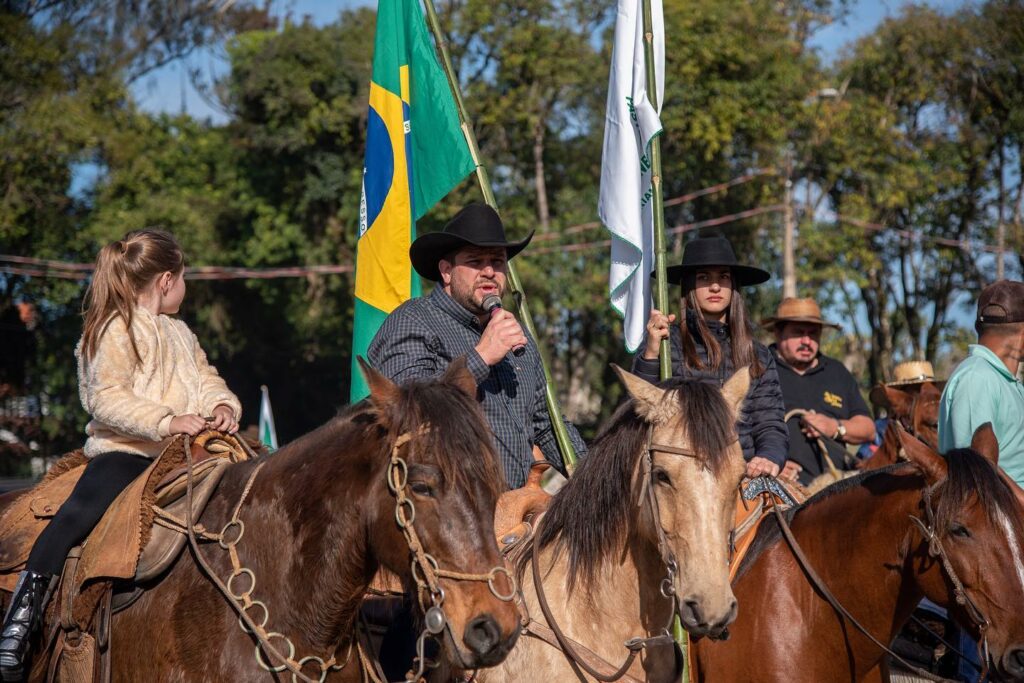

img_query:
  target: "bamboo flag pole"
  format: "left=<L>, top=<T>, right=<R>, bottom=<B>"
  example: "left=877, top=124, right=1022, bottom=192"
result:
left=420, top=0, right=578, bottom=470
left=641, top=0, right=689, bottom=677
left=642, top=0, right=671, bottom=383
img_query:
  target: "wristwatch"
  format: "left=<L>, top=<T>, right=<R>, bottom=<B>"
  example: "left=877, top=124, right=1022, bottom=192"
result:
left=834, top=420, right=847, bottom=441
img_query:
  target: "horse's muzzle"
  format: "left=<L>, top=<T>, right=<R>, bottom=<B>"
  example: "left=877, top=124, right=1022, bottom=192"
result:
left=461, top=614, right=520, bottom=667
left=1000, top=647, right=1024, bottom=681
left=679, top=595, right=738, bottom=639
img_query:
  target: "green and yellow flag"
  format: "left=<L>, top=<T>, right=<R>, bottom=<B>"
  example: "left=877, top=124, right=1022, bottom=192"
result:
left=350, top=0, right=475, bottom=401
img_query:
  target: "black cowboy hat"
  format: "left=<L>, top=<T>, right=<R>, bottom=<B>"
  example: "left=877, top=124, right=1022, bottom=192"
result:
left=410, top=203, right=534, bottom=282
left=655, top=235, right=771, bottom=288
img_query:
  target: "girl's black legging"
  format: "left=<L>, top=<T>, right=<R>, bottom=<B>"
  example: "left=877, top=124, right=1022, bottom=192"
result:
left=26, top=451, right=151, bottom=576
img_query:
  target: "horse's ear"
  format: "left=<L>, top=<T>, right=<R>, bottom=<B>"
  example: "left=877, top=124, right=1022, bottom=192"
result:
left=970, top=423, right=1000, bottom=466
left=920, top=381, right=943, bottom=401
left=357, top=357, right=401, bottom=410
left=722, top=367, right=750, bottom=422
left=881, top=385, right=915, bottom=419
left=897, top=422, right=947, bottom=484
left=610, top=364, right=667, bottom=421
left=443, top=356, right=478, bottom=399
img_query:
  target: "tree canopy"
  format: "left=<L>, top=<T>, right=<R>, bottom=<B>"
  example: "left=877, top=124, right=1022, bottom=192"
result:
left=1, top=0, right=1020, bottom=471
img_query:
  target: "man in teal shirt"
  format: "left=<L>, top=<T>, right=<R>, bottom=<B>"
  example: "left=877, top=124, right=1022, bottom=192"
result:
left=939, top=279, right=1024, bottom=485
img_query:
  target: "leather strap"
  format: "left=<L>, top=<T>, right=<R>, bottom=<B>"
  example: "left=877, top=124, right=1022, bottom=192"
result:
left=522, top=619, right=648, bottom=683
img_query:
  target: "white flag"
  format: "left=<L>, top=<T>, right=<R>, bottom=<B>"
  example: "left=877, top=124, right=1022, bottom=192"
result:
left=258, top=385, right=278, bottom=451
left=598, top=0, right=664, bottom=352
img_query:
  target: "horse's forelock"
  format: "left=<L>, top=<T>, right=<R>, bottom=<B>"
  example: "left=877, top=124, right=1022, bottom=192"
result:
left=530, top=377, right=737, bottom=592
left=390, top=379, right=506, bottom=502
left=937, top=448, right=1024, bottom=543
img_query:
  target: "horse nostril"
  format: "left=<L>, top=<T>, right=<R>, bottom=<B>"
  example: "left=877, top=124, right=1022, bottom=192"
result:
left=463, top=614, right=501, bottom=656
left=1008, top=647, right=1024, bottom=674
left=680, top=598, right=704, bottom=629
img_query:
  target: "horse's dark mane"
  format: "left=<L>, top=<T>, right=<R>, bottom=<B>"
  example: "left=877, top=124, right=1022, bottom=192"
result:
left=938, top=447, right=1024, bottom=542
left=527, top=377, right=735, bottom=590
left=259, top=379, right=504, bottom=501
left=736, top=446, right=1024, bottom=579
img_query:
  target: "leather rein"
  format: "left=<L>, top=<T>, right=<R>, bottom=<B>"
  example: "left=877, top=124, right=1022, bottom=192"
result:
left=523, top=429, right=718, bottom=682
left=771, top=479, right=990, bottom=683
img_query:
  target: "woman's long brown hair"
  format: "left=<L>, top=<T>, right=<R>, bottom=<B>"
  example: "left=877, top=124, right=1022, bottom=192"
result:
left=81, top=230, right=185, bottom=363
left=679, top=273, right=764, bottom=378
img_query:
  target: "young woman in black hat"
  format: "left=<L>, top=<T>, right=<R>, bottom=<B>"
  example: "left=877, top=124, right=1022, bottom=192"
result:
left=631, top=235, right=788, bottom=478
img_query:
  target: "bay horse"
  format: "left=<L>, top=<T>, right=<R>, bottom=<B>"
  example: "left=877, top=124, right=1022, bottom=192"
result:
left=859, top=380, right=942, bottom=471
left=804, top=380, right=943, bottom=493
left=480, top=367, right=750, bottom=683
left=693, top=422, right=1024, bottom=682
left=29, top=359, right=521, bottom=681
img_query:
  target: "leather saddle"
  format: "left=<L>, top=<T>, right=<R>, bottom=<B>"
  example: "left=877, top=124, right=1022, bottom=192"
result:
left=729, top=476, right=807, bottom=581
left=0, top=432, right=255, bottom=597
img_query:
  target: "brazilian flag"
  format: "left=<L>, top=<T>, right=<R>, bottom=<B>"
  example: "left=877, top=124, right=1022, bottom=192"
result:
left=351, top=0, right=475, bottom=401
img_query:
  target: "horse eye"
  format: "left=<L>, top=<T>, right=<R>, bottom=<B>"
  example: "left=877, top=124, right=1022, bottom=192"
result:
left=950, top=524, right=971, bottom=538
left=410, top=482, right=434, bottom=497
left=654, top=469, right=672, bottom=485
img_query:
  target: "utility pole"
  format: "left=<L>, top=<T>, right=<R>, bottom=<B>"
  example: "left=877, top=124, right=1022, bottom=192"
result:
left=998, top=145, right=1005, bottom=280
left=782, top=150, right=796, bottom=299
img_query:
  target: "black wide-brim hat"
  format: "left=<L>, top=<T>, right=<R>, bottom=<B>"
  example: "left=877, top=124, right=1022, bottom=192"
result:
left=653, top=235, right=771, bottom=288
left=410, top=203, right=534, bottom=282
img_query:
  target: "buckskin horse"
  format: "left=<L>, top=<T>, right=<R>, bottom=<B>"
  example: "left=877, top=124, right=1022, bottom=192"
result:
left=693, top=423, right=1024, bottom=682
left=24, top=359, right=521, bottom=681
left=478, top=367, right=750, bottom=683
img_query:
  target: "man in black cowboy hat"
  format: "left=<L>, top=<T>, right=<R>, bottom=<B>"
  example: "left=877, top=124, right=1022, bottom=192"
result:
left=368, top=203, right=586, bottom=488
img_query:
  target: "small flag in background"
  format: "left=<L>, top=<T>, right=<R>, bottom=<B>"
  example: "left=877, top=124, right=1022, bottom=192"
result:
left=350, top=0, right=476, bottom=401
left=259, top=385, right=278, bottom=452
left=598, top=0, right=665, bottom=352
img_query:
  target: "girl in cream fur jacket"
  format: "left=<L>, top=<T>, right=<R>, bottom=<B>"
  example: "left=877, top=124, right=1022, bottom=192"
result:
left=0, top=229, right=242, bottom=681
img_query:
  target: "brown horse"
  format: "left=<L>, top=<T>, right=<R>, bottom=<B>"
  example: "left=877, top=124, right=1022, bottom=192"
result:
left=860, top=380, right=942, bottom=471
left=29, top=359, right=521, bottom=681
left=480, top=368, right=750, bottom=683
left=693, top=422, right=1024, bottom=682
left=804, top=380, right=944, bottom=493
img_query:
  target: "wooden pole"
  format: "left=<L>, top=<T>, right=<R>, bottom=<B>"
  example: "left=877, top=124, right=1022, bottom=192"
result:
left=420, top=0, right=577, bottom=470
left=642, top=0, right=671, bottom=383
left=640, top=0, right=688, bottom=677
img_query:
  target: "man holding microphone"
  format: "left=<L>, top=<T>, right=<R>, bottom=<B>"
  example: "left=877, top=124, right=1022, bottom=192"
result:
left=368, top=202, right=585, bottom=488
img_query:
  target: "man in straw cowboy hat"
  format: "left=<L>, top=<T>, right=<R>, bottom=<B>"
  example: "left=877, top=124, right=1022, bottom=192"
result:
left=368, top=203, right=586, bottom=489
left=939, top=279, right=1024, bottom=486
left=763, top=297, right=876, bottom=485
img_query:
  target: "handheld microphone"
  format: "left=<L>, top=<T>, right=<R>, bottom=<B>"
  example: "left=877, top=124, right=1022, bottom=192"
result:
left=482, top=294, right=526, bottom=357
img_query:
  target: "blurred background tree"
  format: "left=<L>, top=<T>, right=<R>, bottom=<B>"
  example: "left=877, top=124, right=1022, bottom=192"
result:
left=2, top=0, right=1020, bottom=475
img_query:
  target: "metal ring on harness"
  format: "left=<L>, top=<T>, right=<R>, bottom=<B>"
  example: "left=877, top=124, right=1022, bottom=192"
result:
left=238, top=600, right=270, bottom=634
left=255, top=632, right=297, bottom=673
left=487, top=566, right=518, bottom=602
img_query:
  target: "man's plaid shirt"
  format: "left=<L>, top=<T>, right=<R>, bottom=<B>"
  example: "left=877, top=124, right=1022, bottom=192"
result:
left=367, top=286, right=586, bottom=488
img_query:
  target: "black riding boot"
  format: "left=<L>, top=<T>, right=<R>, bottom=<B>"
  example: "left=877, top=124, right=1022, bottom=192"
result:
left=0, top=570, right=56, bottom=682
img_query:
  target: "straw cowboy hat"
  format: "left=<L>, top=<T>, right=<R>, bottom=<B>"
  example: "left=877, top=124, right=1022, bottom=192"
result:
left=410, top=203, right=534, bottom=282
left=656, top=235, right=771, bottom=288
left=760, top=297, right=840, bottom=329
left=869, top=360, right=942, bottom=406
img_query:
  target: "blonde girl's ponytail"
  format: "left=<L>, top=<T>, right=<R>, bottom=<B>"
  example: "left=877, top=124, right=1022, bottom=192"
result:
left=81, top=230, right=186, bottom=363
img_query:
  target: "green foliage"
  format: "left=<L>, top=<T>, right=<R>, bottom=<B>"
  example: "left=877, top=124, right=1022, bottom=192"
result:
left=2, top=0, right=1021, bottom=465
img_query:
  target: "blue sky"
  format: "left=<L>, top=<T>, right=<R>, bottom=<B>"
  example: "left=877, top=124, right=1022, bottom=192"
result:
left=131, top=0, right=970, bottom=123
